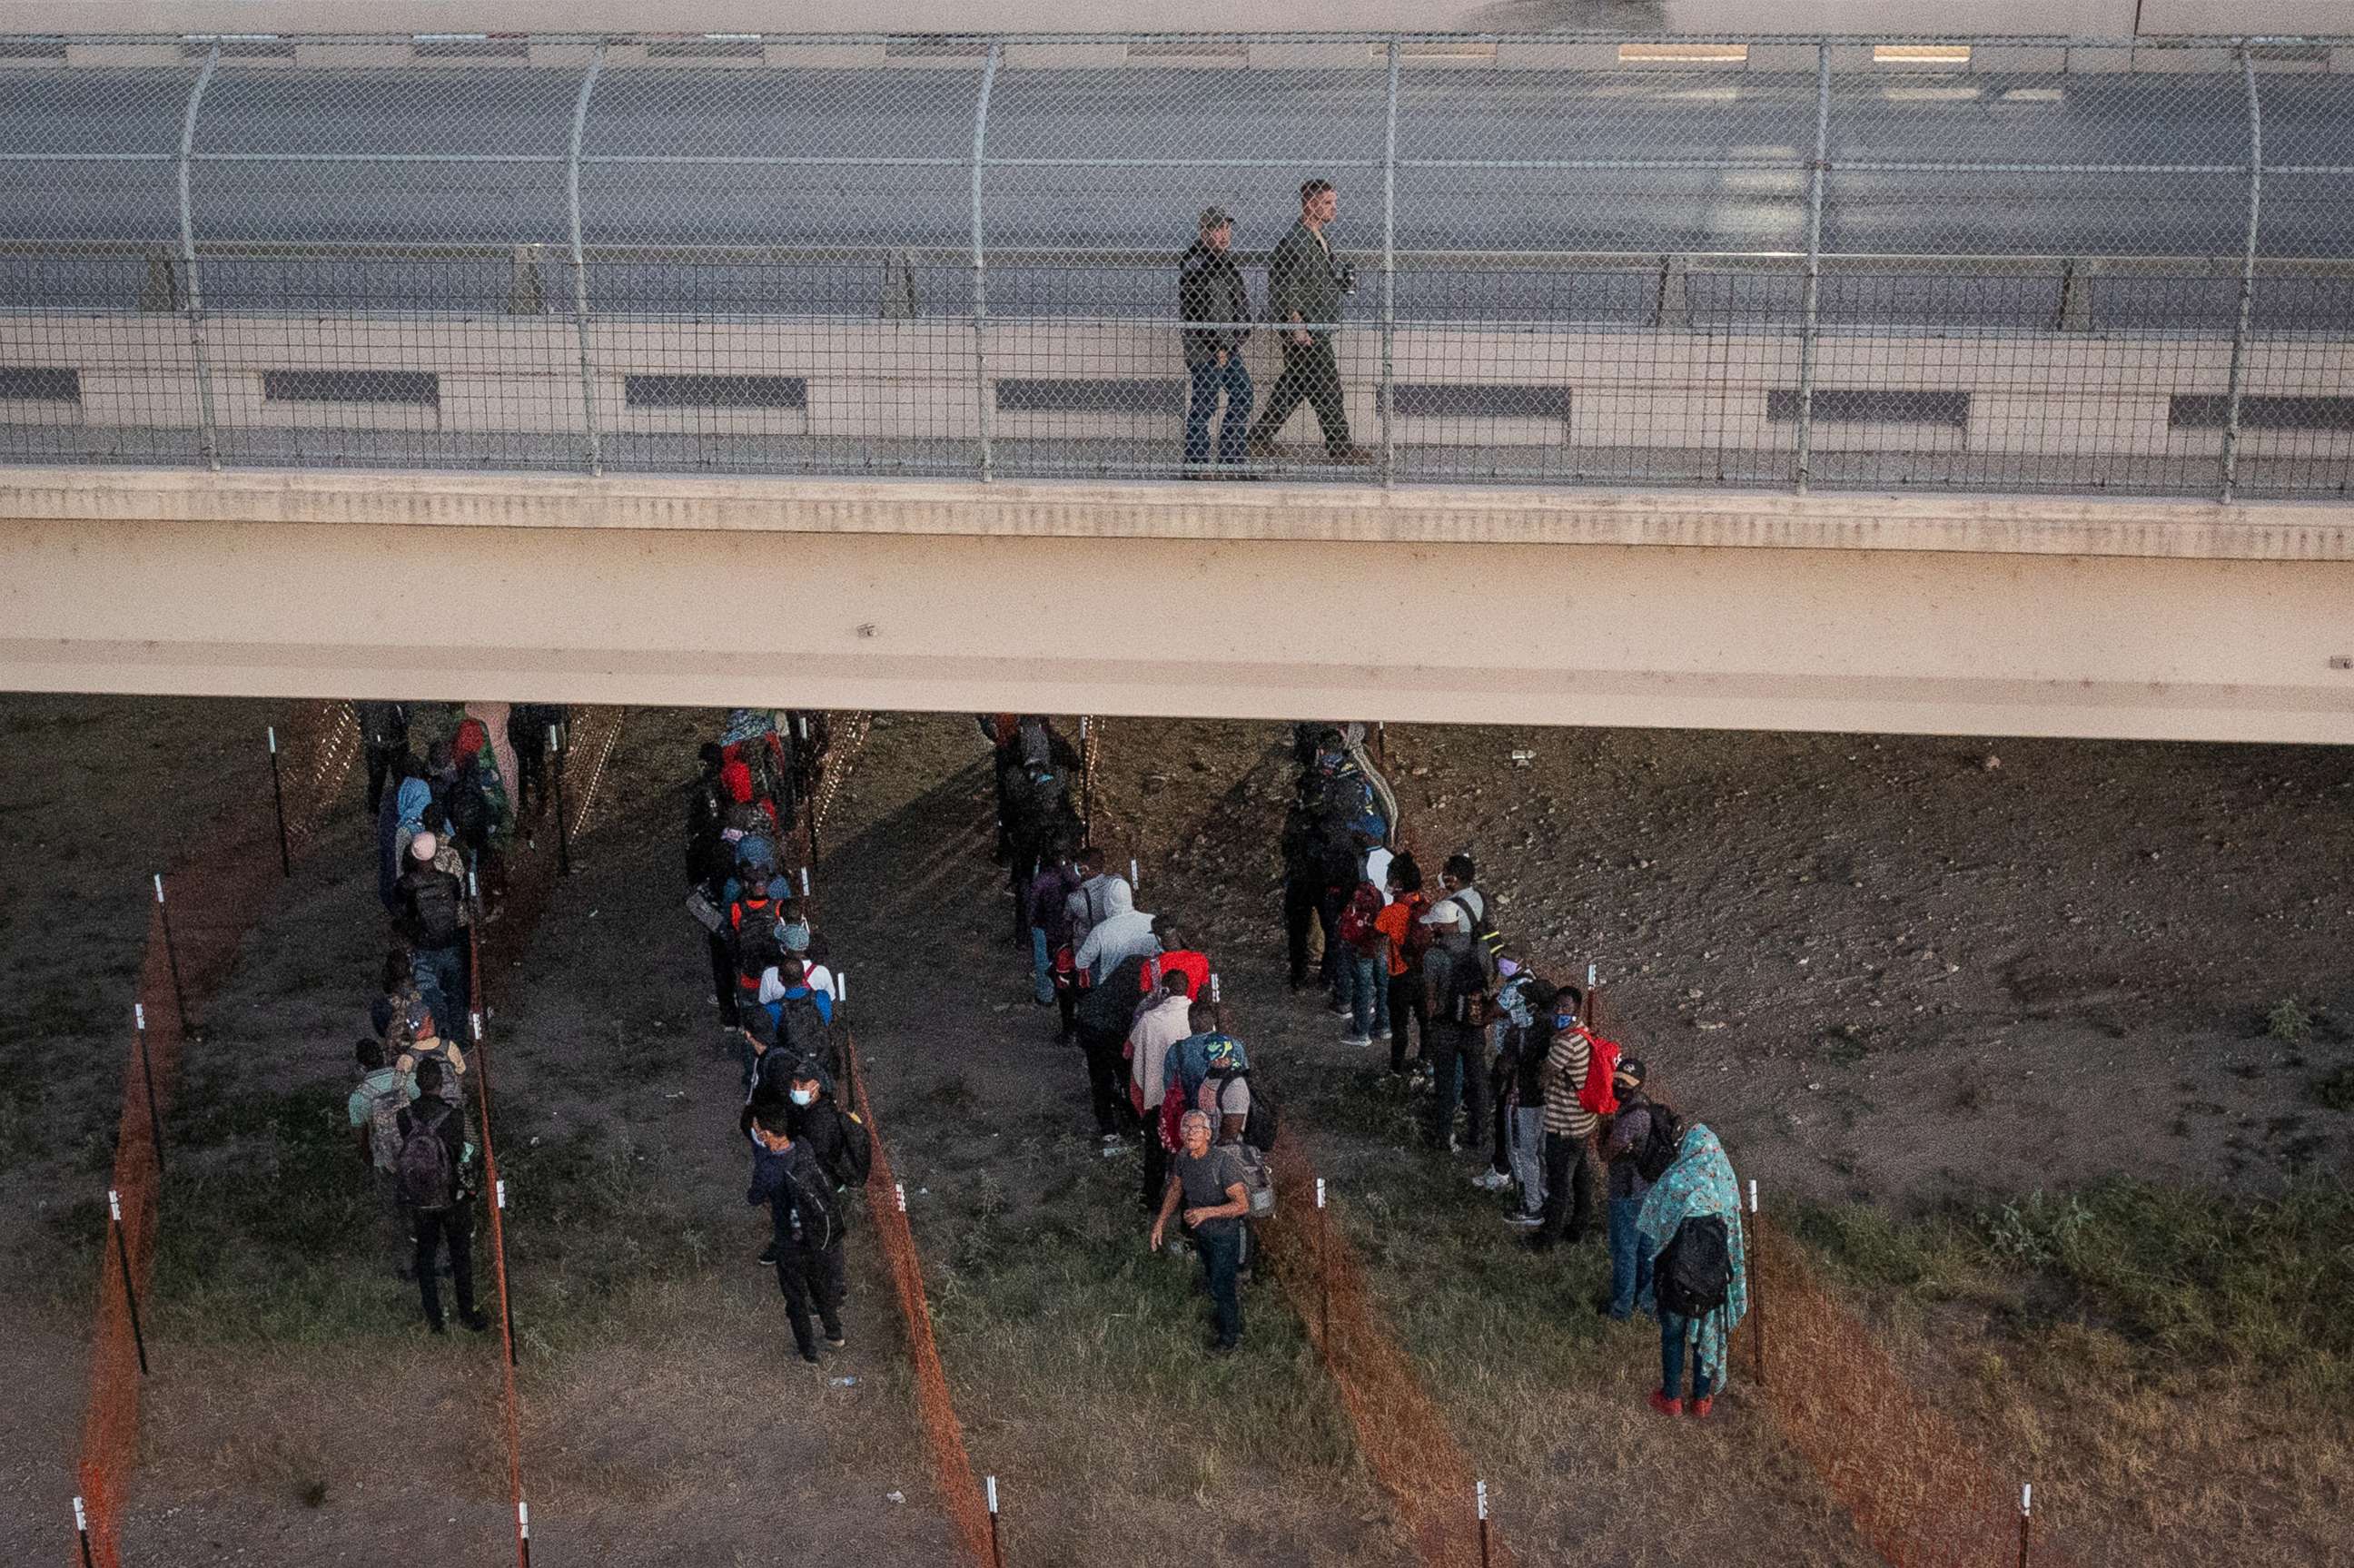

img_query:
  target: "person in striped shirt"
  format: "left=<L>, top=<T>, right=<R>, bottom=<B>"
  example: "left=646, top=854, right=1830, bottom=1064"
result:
left=1531, top=994, right=1598, bottom=1251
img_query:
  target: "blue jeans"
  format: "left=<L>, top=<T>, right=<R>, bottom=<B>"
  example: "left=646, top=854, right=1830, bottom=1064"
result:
left=1661, top=1310, right=1715, bottom=1401
left=1195, top=1223, right=1244, bottom=1346
left=1029, top=926, right=1054, bottom=1005
left=1185, top=355, right=1253, bottom=466
left=1345, top=952, right=1387, bottom=1039
left=411, top=942, right=465, bottom=1029
left=1607, top=1196, right=1654, bottom=1318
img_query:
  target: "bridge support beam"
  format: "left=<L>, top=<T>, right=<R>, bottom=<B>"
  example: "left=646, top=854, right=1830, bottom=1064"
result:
left=2, top=468, right=2349, bottom=744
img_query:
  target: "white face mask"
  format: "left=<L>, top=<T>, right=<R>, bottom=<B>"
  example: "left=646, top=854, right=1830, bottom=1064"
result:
left=788, top=1088, right=816, bottom=1108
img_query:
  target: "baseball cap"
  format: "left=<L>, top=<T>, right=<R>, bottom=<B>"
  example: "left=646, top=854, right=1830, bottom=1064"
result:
left=1200, top=205, right=1233, bottom=231
left=409, top=831, right=438, bottom=862
left=1419, top=899, right=1468, bottom=929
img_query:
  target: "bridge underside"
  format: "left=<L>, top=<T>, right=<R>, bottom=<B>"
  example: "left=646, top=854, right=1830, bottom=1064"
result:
left=2, top=468, right=2349, bottom=744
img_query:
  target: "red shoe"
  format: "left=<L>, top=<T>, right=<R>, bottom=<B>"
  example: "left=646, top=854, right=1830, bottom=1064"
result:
left=1647, top=1388, right=1684, bottom=1417
left=1689, top=1395, right=1714, bottom=1420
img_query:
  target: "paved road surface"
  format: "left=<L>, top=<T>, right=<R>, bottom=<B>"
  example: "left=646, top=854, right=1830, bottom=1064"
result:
left=3, top=64, right=2350, bottom=324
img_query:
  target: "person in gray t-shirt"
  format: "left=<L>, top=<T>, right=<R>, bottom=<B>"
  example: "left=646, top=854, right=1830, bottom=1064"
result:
left=1152, top=1109, right=1251, bottom=1352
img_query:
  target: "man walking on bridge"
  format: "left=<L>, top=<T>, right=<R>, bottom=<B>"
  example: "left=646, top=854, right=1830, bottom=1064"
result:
left=1248, top=179, right=1372, bottom=467
left=1180, top=205, right=1253, bottom=473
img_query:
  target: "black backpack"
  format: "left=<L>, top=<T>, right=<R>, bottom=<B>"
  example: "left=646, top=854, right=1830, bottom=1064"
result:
left=406, top=870, right=463, bottom=949
left=1633, top=1099, right=1686, bottom=1185
left=1209, top=1068, right=1280, bottom=1153
left=777, top=993, right=840, bottom=1079
left=448, top=765, right=491, bottom=839
left=1657, top=1214, right=1733, bottom=1318
left=397, top=1103, right=459, bottom=1211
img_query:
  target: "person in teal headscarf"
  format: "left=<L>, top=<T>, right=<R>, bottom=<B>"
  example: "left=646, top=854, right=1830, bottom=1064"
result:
left=1635, top=1122, right=1748, bottom=1418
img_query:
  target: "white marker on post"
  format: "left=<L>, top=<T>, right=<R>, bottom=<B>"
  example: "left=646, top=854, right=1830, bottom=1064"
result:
left=153, top=873, right=165, bottom=905
left=519, top=1500, right=530, bottom=1538
left=74, top=1496, right=88, bottom=1533
left=796, top=714, right=807, bottom=741
left=1477, top=1480, right=1489, bottom=1521
left=135, top=1003, right=145, bottom=1031
left=496, top=1179, right=508, bottom=1211
left=1129, top=858, right=1139, bottom=890
left=894, top=1182, right=906, bottom=1214
left=1210, top=972, right=1221, bottom=1003
left=1749, top=1178, right=1758, bottom=1215
left=267, top=725, right=277, bottom=754
left=546, top=723, right=559, bottom=752
left=108, top=1189, right=123, bottom=1224
left=471, top=1011, right=483, bottom=1042
left=1315, top=1178, right=1326, bottom=1209
left=985, top=1475, right=999, bottom=1515
left=1586, top=961, right=1597, bottom=990
left=836, top=970, right=850, bottom=1004
left=799, top=866, right=811, bottom=897
left=2021, top=1484, right=2033, bottom=1516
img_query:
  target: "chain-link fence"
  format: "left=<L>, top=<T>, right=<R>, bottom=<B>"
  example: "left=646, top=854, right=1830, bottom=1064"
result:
left=2, top=32, right=2350, bottom=499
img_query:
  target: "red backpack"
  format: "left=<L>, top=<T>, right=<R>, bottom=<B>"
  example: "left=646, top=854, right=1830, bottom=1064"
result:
left=1573, top=1026, right=1623, bottom=1118
left=1335, top=883, right=1383, bottom=951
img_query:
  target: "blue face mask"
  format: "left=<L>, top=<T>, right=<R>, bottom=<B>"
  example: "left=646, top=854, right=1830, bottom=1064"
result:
left=788, top=1087, right=816, bottom=1108
left=1553, top=1012, right=1579, bottom=1032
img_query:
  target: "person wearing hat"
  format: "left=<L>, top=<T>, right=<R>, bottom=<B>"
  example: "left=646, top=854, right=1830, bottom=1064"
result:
left=1419, top=896, right=1489, bottom=1154
left=393, top=829, right=469, bottom=1028
left=1178, top=204, right=1254, bottom=472
left=1600, top=1055, right=1660, bottom=1318
left=393, top=1000, right=470, bottom=1110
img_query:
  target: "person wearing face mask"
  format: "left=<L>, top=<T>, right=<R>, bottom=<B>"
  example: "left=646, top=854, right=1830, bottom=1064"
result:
left=784, top=1060, right=871, bottom=1196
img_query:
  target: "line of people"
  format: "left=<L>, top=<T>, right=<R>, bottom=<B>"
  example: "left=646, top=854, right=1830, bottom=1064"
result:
left=1279, top=724, right=1754, bottom=1415
left=350, top=700, right=561, bottom=1336
left=682, top=711, right=872, bottom=1366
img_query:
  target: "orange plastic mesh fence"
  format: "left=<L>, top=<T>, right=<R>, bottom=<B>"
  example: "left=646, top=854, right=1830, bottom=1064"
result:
left=466, top=704, right=628, bottom=1568
left=1751, top=1219, right=2055, bottom=1568
left=72, top=701, right=356, bottom=1568
left=1372, top=721, right=2053, bottom=1568
left=806, top=715, right=997, bottom=1567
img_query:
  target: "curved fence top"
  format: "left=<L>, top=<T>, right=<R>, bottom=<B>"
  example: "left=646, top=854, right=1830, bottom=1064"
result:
left=2, top=33, right=2351, bottom=499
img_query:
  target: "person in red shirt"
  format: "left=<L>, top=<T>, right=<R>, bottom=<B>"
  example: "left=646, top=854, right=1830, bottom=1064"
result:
left=1371, top=853, right=1429, bottom=1076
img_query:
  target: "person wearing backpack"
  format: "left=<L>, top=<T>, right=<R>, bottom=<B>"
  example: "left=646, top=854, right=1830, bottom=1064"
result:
left=1371, top=854, right=1430, bottom=1076
left=394, top=833, right=468, bottom=1028
left=747, top=1103, right=849, bottom=1364
left=396, top=1059, right=489, bottom=1335
left=1599, top=1056, right=1669, bottom=1318
left=1076, top=947, right=1161, bottom=1141
left=1637, top=1122, right=1747, bottom=1418
left=1336, top=875, right=1388, bottom=1049
left=1128, top=970, right=1198, bottom=1211
left=1150, top=1109, right=1252, bottom=1356
left=1490, top=975, right=1558, bottom=1226
left=1419, top=899, right=1491, bottom=1154
left=393, top=1001, right=470, bottom=1110
left=353, top=700, right=410, bottom=817
left=1531, top=996, right=1597, bottom=1250
left=348, top=1037, right=420, bottom=1272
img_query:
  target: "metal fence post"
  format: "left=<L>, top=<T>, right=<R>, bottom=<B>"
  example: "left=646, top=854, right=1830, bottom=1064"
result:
left=971, top=41, right=1004, bottom=484
left=568, top=42, right=609, bottom=478
left=2220, top=41, right=2261, bottom=504
left=1380, top=36, right=1400, bottom=488
left=1793, top=43, right=1832, bottom=496
left=176, top=42, right=222, bottom=472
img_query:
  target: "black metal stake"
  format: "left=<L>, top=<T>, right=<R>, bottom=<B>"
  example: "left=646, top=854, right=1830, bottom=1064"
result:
left=266, top=725, right=291, bottom=877
left=153, top=873, right=193, bottom=1038
left=548, top=724, right=573, bottom=876
left=109, top=1190, right=149, bottom=1376
left=74, top=1496, right=96, bottom=1568
left=134, top=1004, right=164, bottom=1174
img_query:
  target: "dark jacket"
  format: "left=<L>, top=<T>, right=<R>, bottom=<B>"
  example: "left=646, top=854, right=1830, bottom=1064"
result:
left=354, top=701, right=408, bottom=751
left=686, top=772, right=730, bottom=891
left=1266, top=219, right=1346, bottom=335
left=747, top=1136, right=841, bottom=1252
left=396, top=863, right=466, bottom=951
left=1078, top=952, right=1155, bottom=1037
left=1604, top=1091, right=1657, bottom=1202
left=1179, top=241, right=1251, bottom=366
left=789, top=1095, right=873, bottom=1192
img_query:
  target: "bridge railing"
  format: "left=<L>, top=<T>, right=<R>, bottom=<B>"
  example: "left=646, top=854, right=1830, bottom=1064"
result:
left=1, top=31, right=2349, bottom=498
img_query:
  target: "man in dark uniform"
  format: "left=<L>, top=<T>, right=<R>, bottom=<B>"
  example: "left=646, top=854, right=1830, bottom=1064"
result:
left=1248, top=178, right=1373, bottom=466
left=1179, top=205, right=1253, bottom=472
